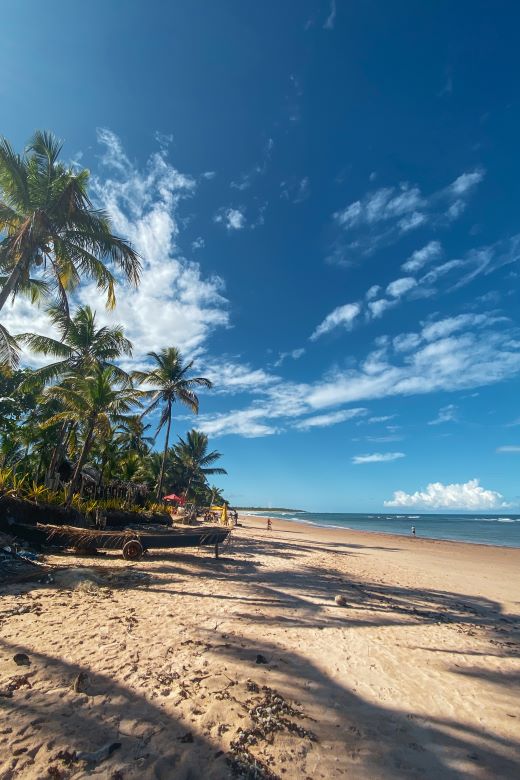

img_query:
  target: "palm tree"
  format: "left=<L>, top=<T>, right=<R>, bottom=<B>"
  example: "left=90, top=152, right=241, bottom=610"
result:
left=18, top=304, right=133, bottom=484
left=43, top=367, right=140, bottom=504
left=0, top=131, right=140, bottom=319
left=115, top=414, right=153, bottom=455
left=135, top=348, right=212, bottom=499
left=174, top=429, right=227, bottom=499
left=18, top=304, right=133, bottom=387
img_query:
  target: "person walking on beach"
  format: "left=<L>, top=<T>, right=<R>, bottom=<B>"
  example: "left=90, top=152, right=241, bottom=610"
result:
left=411, top=525, right=416, bottom=537
left=267, top=518, right=272, bottom=532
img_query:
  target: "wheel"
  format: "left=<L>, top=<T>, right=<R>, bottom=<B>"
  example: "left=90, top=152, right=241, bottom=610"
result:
left=122, top=539, right=143, bottom=561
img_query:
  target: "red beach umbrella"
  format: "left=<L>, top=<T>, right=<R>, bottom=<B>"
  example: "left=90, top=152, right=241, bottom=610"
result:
left=163, top=493, right=186, bottom=505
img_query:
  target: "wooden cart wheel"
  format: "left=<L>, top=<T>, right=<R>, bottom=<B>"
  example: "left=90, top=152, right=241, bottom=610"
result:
left=122, top=539, right=143, bottom=561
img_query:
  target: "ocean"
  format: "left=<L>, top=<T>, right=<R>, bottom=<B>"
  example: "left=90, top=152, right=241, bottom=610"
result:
left=246, top=511, right=520, bottom=548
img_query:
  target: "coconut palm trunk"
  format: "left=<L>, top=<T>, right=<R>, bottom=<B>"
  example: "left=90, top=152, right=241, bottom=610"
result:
left=66, top=419, right=96, bottom=505
left=0, top=258, right=28, bottom=312
left=46, top=420, right=69, bottom=485
left=156, top=401, right=172, bottom=499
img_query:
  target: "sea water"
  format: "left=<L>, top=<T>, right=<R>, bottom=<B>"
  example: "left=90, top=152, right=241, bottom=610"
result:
left=246, top=511, right=520, bottom=547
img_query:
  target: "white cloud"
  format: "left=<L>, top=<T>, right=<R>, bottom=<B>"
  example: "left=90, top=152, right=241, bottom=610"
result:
left=353, top=452, right=405, bottom=464
left=428, top=404, right=458, bottom=425
left=306, top=324, right=520, bottom=410
left=323, top=0, right=336, bottom=29
left=198, top=408, right=278, bottom=438
left=368, top=415, right=396, bottom=424
left=384, top=478, right=507, bottom=509
left=496, top=445, right=520, bottom=453
left=393, top=332, right=421, bottom=352
left=295, top=408, right=367, bottom=430
left=366, top=435, right=403, bottom=442
left=310, top=302, right=361, bottom=340
left=421, top=313, right=504, bottom=342
left=335, top=184, right=424, bottom=230
left=366, top=285, right=381, bottom=300
left=200, top=360, right=279, bottom=395
left=6, top=129, right=229, bottom=365
left=367, top=298, right=397, bottom=319
left=450, top=169, right=485, bottom=196
left=329, top=170, right=485, bottom=264
left=215, top=207, right=246, bottom=231
left=446, top=200, right=466, bottom=221
left=274, top=347, right=305, bottom=367
left=402, top=241, right=442, bottom=273
left=386, top=277, right=417, bottom=297
left=398, top=211, right=426, bottom=232
left=195, top=313, right=520, bottom=438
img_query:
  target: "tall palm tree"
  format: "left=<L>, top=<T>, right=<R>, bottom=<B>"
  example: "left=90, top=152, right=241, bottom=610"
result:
left=135, top=348, right=212, bottom=499
left=17, top=304, right=133, bottom=387
left=43, top=367, right=140, bottom=504
left=174, top=429, right=227, bottom=498
left=0, top=131, right=141, bottom=320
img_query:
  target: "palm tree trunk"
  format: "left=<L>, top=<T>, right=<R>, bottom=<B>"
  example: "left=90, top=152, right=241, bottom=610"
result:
left=66, top=420, right=96, bottom=506
left=156, top=403, right=172, bottom=500
left=0, top=258, right=28, bottom=312
left=46, top=421, right=69, bottom=485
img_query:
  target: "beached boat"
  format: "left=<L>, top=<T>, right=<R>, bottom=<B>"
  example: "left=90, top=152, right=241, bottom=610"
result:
left=3, top=521, right=231, bottom=561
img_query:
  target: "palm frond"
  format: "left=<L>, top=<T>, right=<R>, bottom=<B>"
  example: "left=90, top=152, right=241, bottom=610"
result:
left=0, top=323, right=20, bottom=368
left=17, top=332, right=73, bottom=358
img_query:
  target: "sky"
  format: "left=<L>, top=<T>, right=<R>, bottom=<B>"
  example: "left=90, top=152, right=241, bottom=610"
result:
left=2, top=0, right=520, bottom=512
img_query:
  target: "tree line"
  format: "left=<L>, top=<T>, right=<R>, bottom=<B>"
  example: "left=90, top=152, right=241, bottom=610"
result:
left=0, top=132, right=226, bottom=509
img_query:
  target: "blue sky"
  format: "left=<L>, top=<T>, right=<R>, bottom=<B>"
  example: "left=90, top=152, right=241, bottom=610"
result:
left=2, top=0, right=520, bottom=511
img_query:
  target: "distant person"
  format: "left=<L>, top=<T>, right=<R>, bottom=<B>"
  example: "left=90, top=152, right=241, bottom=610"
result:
left=411, top=525, right=416, bottom=537
left=267, top=518, right=272, bottom=532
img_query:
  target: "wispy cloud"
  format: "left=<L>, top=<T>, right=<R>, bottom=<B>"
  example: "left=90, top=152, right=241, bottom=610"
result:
left=496, top=445, right=520, bottom=453
left=317, top=231, right=518, bottom=339
left=328, top=169, right=485, bottom=266
left=386, top=277, right=417, bottom=297
left=231, top=138, right=274, bottom=191
left=307, top=318, right=520, bottom=409
left=274, top=347, right=305, bottom=368
left=281, top=176, right=310, bottom=204
left=402, top=241, right=442, bottom=273
left=428, top=404, right=458, bottom=425
left=323, top=0, right=337, bottom=29
left=196, top=312, right=520, bottom=437
left=295, top=408, right=367, bottom=431
left=214, top=207, right=246, bottom=231
left=384, top=478, right=508, bottom=509
left=200, top=359, right=279, bottom=395
left=198, top=408, right=279, bottom=438
left=310, top=302, right=361, bottom=341
left=353, top=452, right=405, bottom=464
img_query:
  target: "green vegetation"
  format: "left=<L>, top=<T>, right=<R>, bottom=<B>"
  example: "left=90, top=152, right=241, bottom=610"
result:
left=0, top=131, right=140, bottom=365
left=0, top=132, right=227, bottom=516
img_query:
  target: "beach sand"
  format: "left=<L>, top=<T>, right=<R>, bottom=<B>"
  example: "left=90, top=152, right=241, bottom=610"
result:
left=0, top=515, right=519, bottom=779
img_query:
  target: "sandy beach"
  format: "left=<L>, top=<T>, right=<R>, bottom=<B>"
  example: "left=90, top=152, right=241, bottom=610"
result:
left=1, top=515, right=519, bottom=779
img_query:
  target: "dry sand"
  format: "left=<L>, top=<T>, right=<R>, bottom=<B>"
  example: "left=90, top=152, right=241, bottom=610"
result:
left=0, top=514, right=519, bottom=779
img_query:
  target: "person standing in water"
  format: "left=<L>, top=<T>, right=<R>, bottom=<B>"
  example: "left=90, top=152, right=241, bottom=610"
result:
left=411, top=525, right=416, bottom=537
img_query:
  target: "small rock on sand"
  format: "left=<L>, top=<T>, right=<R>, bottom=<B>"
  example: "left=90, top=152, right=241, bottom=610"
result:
left=335, top=595, right=347, bottom=607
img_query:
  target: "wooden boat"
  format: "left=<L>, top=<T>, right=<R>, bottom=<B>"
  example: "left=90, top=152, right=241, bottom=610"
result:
left=4, top=521, right=231, bottom=561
